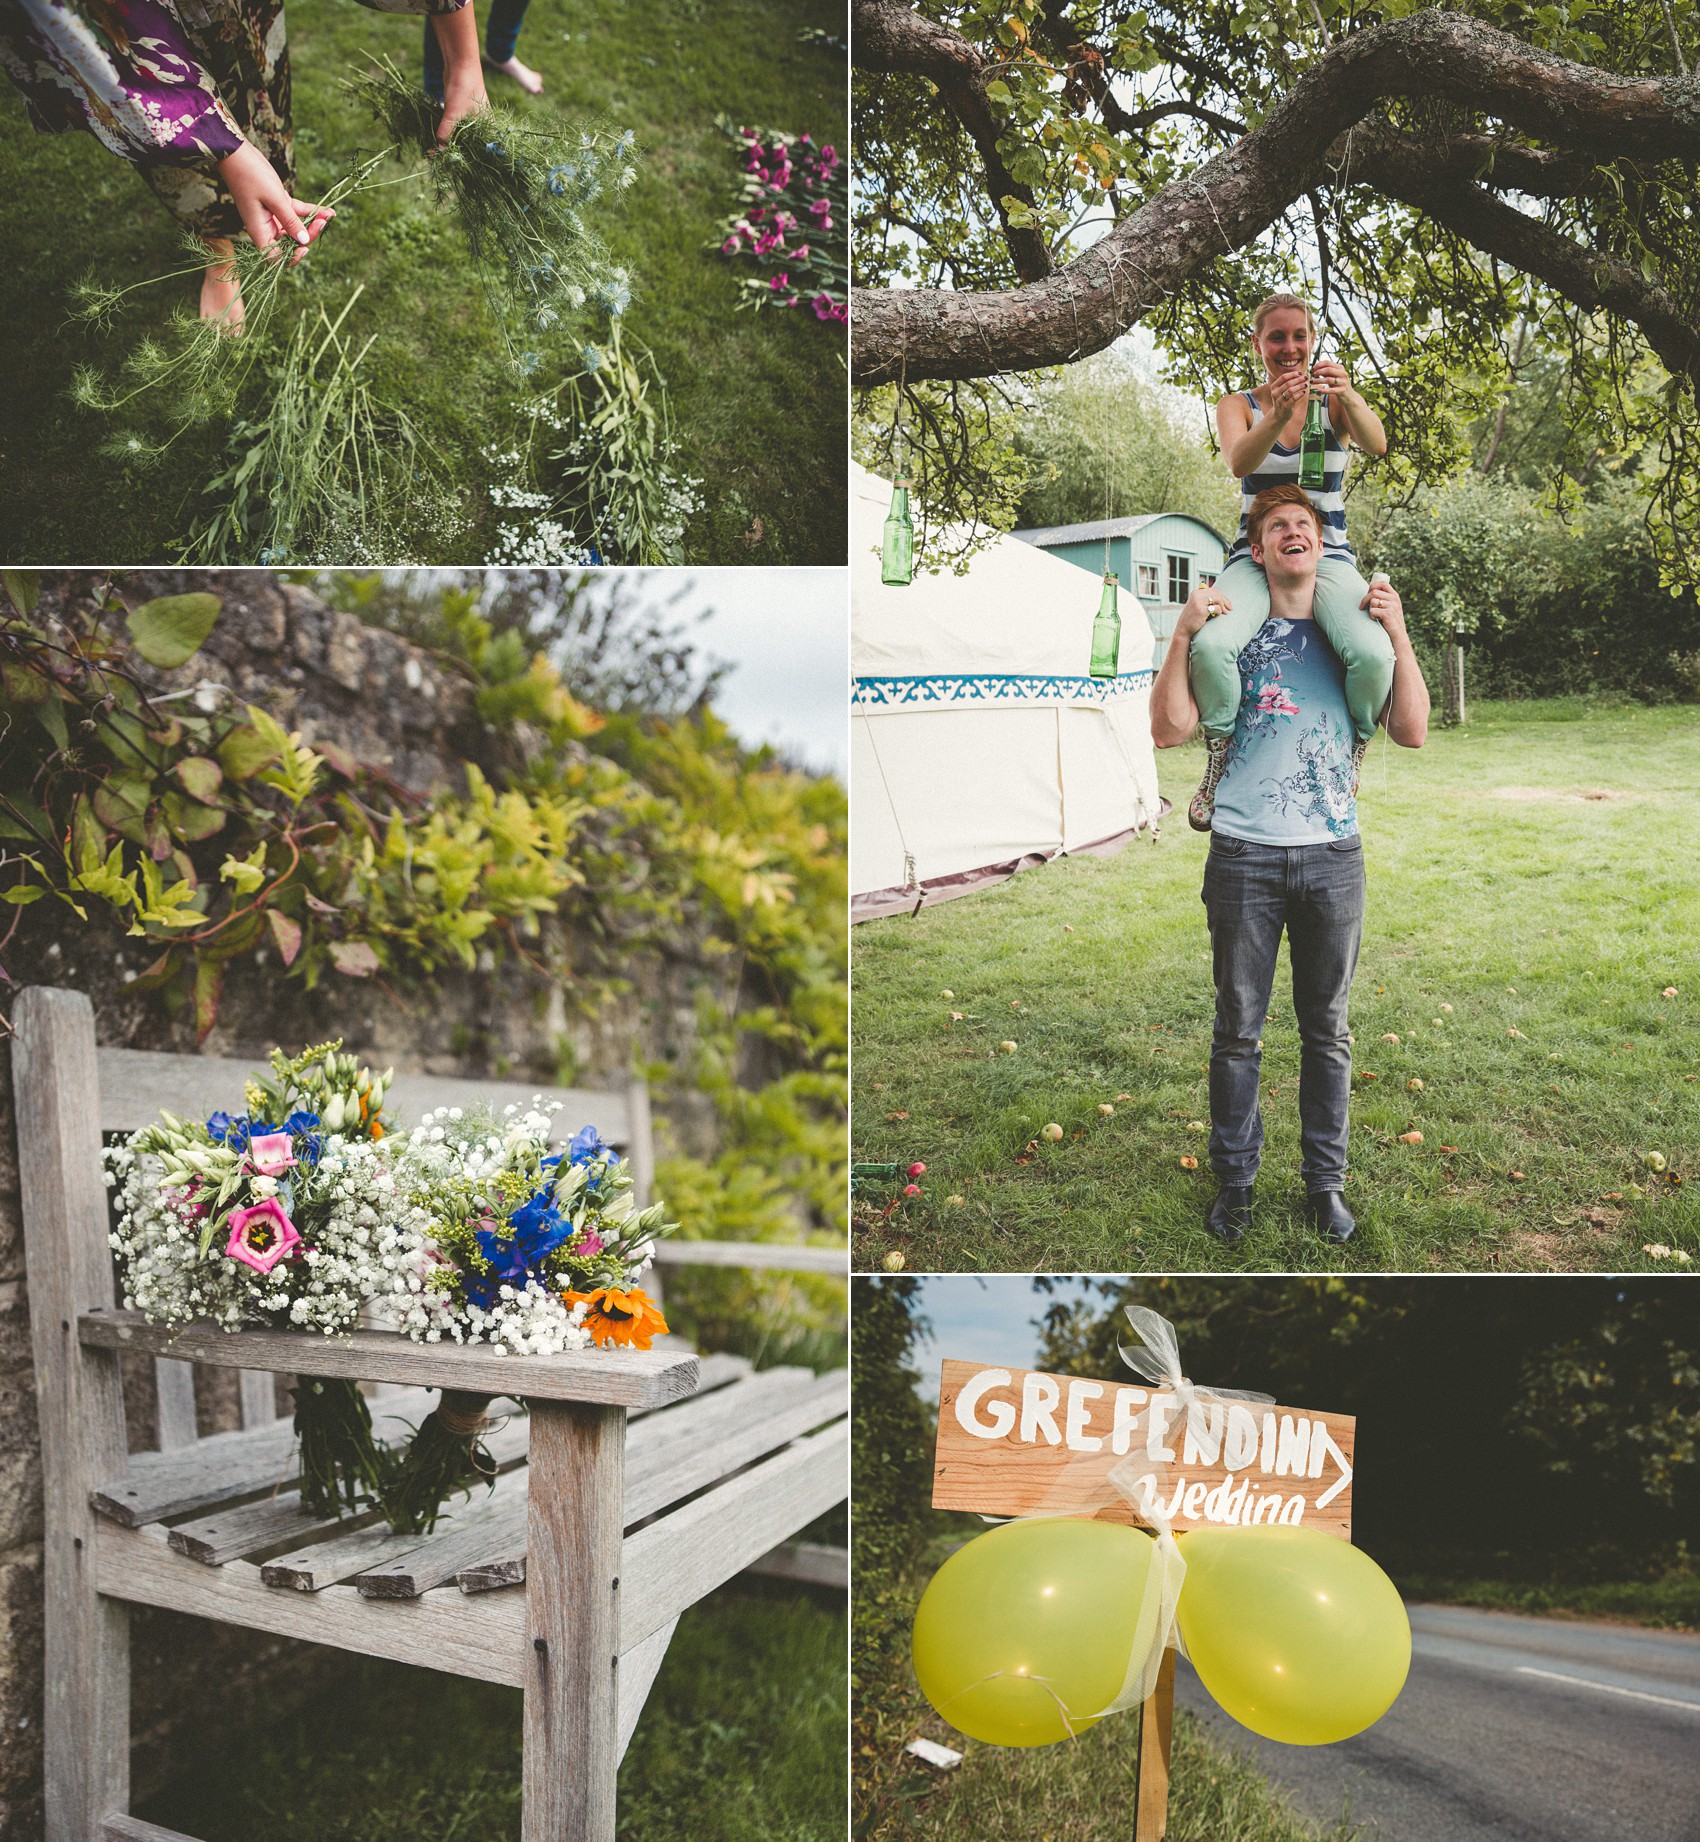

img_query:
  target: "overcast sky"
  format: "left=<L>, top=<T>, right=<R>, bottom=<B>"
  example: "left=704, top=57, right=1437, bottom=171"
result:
left=667, top=569, right=848, bottom=781
left=908, top=1275, right=1101, bottom=1406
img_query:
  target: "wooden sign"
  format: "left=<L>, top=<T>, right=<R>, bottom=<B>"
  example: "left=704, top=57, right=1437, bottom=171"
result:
left=932, top=1359, right=1356, bottom=1540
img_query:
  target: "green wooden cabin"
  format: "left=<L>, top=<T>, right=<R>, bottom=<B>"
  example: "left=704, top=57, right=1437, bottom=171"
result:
left=1013, top=512, right=1229, bottom=663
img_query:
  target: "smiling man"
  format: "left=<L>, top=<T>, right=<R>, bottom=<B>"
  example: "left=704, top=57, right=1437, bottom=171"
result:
left=1149, top=484, right=1431, bottom=1246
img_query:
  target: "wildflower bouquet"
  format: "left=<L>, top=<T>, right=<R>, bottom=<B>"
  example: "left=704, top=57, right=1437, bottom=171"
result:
left=383, top=1101, right=675, bottom=1356
left=713, top=121, right=847, bottom=327
left=366, top=1101, right=677, bottom=1533
left=107, top=1042, right=404, bottom=1337
left=349, top=59, right=637, bottom=342
left=106, top=1042, right=419, bottom=1514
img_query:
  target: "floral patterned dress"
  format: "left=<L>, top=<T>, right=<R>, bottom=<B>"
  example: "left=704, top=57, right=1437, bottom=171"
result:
left=0, top=0, right=467, bottom=236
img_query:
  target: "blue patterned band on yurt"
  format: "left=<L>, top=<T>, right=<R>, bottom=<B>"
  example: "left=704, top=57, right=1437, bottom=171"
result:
left=851, top=670, right=1156, bottom=711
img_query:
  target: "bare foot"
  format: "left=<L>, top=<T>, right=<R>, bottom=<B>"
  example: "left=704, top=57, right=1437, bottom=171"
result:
left=484, top=52, right=543, bottom=94
left=199, top=239, right=244, bottom=334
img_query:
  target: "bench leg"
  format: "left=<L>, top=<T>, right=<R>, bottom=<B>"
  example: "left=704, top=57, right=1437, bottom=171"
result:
left=15, top=989, right=134, bottom=1841
left=523, top=1400, right=626, bottom=1842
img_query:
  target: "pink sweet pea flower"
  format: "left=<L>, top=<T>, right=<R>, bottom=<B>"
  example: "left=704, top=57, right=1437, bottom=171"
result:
left=247, top=1131, right=297, bottom=1176
left=224, top=1198, right=303, bottom=1274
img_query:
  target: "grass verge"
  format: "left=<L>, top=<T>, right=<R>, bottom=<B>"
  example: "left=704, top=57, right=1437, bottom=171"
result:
left=852, top=699, right=1700, bottom=1273
left=0, top=0, right=845, bottom=563
left=139, top=1580, right=846, bottom=1840
left=1400, top=1574, right=1700, bottom=1632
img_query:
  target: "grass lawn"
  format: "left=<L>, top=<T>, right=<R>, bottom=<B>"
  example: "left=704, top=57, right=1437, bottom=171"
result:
left=138, top=1580, right=846, bottom=1840
left=0, top=0, right=845, bottom=564
left=852, top=699, right=1700, bottom=1274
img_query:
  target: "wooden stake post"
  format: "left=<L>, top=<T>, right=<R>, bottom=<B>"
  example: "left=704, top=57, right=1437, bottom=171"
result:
left=930, top=1358, right=1358, bottom=1842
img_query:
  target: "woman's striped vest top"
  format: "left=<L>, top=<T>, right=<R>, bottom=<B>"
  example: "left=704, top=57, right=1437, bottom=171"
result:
left=1224, top=389, right=1354, bottom=566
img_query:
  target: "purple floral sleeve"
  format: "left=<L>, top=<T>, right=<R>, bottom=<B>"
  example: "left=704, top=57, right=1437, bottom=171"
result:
left=0, top=0, right=245, bottom=162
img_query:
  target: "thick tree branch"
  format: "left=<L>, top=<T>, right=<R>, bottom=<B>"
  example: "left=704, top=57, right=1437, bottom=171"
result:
left=853, top=7, right=1700, bottom=384
left=852, top=0, right=1052, bottom=283
left=1337, top=126, right=1604, bottom=201
left=1349, top=145, right=1700, bottom=385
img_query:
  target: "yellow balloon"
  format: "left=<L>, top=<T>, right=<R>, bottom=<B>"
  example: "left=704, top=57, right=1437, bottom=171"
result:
left=911, top=1517, right=1160, bottom=1748
left=1175, top=1525, right=1410, bottom=1745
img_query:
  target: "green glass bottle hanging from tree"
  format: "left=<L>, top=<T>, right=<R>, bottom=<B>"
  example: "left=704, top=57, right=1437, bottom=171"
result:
left=1089, top=574, right=1121, bottom=679
left=882, top=480, right=914, bottom=586
left=1299, top=381, right=1328, bottom=491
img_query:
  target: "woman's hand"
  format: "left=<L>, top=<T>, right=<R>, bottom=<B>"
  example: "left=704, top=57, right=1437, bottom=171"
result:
left=1266, top=365, right=1311, bottom=414
left=1175, top=582, right=1229, bottom=641
left=431, top=6, right=491, bottom=144
left=1312, top=358, right=1358, bottom=403
left=1360, top=574, right=1409, bottom=645
left=216, top=140, right=333, bottom=260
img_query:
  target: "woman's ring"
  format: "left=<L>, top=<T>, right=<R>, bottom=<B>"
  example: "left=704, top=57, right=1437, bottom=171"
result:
left=1206, top=601, right=1223, bottom=617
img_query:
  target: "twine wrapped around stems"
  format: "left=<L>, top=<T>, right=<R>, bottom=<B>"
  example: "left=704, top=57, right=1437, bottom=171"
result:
left=377, top=1389, right=503, bottom=1536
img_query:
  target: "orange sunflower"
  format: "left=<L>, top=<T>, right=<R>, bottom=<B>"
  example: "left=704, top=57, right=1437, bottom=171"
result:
left=563, top=1286, right=669, bottom=1349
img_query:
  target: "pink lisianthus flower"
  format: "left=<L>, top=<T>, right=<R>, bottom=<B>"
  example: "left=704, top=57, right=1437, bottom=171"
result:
left=247, top=1131, right=297, bottom=1176
left=224, top=1198, right=303, bottom=1275
left=770, top=272, right=790, bottom=290
left=573, top=1231, right=606, bottom=1257
left=791, top=244, right=811, bottom=261
left=721, top=235, right=742, bottom=254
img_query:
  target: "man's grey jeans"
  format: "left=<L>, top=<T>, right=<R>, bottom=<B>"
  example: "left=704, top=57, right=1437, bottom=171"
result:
left=1200, top=832, right=1366, bottom=1192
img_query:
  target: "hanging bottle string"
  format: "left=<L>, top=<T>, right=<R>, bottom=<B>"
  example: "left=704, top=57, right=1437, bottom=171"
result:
left=1089, top=365, right=1120, bottom=678
left=882, top=329, right=915, bottom=586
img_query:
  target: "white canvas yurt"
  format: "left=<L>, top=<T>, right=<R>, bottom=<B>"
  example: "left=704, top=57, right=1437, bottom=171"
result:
left=852, top=464, right=1166, bottom=921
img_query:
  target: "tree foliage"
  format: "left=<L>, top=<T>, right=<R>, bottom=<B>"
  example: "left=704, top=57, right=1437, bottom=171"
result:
left=1036, top=1277, right=1700, bottom=1577
left=853, top=0, right=1700, bottom=576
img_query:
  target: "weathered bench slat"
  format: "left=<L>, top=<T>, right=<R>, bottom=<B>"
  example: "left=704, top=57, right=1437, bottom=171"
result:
left=95, top=1425, right=848, bottom=1680
left=745, top=1540, right=849, bottom=1590
left=452, top=1374, right=847, bottom=1597
left=349, top=1370, right=842, bottom=1599
left=262, top=1465, right=532, bottom=1591
left=94, top=1048, right=639, bottom=1150
left=101, top=1813, right=202, bottom=1842
left=650, top=1240, right=849, bottom=1274
left=623, top=1363, right=808, bottom=1458
left=96, top=1519, right=530, bottom=1687
left=93, top=1387, right=443, bottom=1529
left=80, top=1310, right=699, bottom=1408
left=620, top=1422, right=850, bottom=1651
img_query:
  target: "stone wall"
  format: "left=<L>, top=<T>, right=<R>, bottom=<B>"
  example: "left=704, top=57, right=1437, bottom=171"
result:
left=0, top=573, right=732, bottom=1837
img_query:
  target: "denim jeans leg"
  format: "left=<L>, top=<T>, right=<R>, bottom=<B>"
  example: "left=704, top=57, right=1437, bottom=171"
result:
left=486, top=0, right=533, bottom=63
left=1202, top=840, right=1286, bottom=1186
left=422, top=17, right=444, bottom=104
left=1288, top=838, right=1365, bottom=1190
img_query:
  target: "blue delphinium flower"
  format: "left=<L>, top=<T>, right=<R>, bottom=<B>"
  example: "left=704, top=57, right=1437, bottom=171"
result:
left=281, top=1109, right=325, bottom=1168
left=206, top=1110, right=237, bottom=1143
left=568, top=1125, right=609, bottom=1165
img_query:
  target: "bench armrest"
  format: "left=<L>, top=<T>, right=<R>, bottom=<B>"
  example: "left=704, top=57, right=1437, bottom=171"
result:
left=78, top=1309, right=698, bottom=1410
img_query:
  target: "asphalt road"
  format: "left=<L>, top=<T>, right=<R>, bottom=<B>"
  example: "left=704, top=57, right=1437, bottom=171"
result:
left=1175, top=1603, right=1700, bottom=1842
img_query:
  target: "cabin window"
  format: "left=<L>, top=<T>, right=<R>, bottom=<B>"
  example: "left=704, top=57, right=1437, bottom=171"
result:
left=1137, top=563, right=1160, bottom=599
left=1167, top=555, right=1191, bottom=602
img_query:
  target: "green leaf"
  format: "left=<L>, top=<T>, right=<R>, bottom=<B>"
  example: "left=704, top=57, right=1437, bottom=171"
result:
left=0, top=570, right=41, bottom=614
left=174, top=756, right=224, bottom=805
left=126, top=593, right=221, bottom=670
left=34, top=692, right=68, bottom=753
left=267, top=907, right=304, bottom=968
left=162, top=792, right=226, bottom=843
left=1, top=663, right=49, bottom=706
left=192, top=957, right=224, bottom=1043
left=330, top=939, right=381, bottom=978
left=217, top=721, right=282, bottom=782
left=92, top=775, right=153, bottom=830
left=0, top=886, right=45, bottom=906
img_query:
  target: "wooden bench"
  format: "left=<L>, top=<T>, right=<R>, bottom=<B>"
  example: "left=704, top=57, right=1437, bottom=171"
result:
left=14, top=986, right=848, bottom=1842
